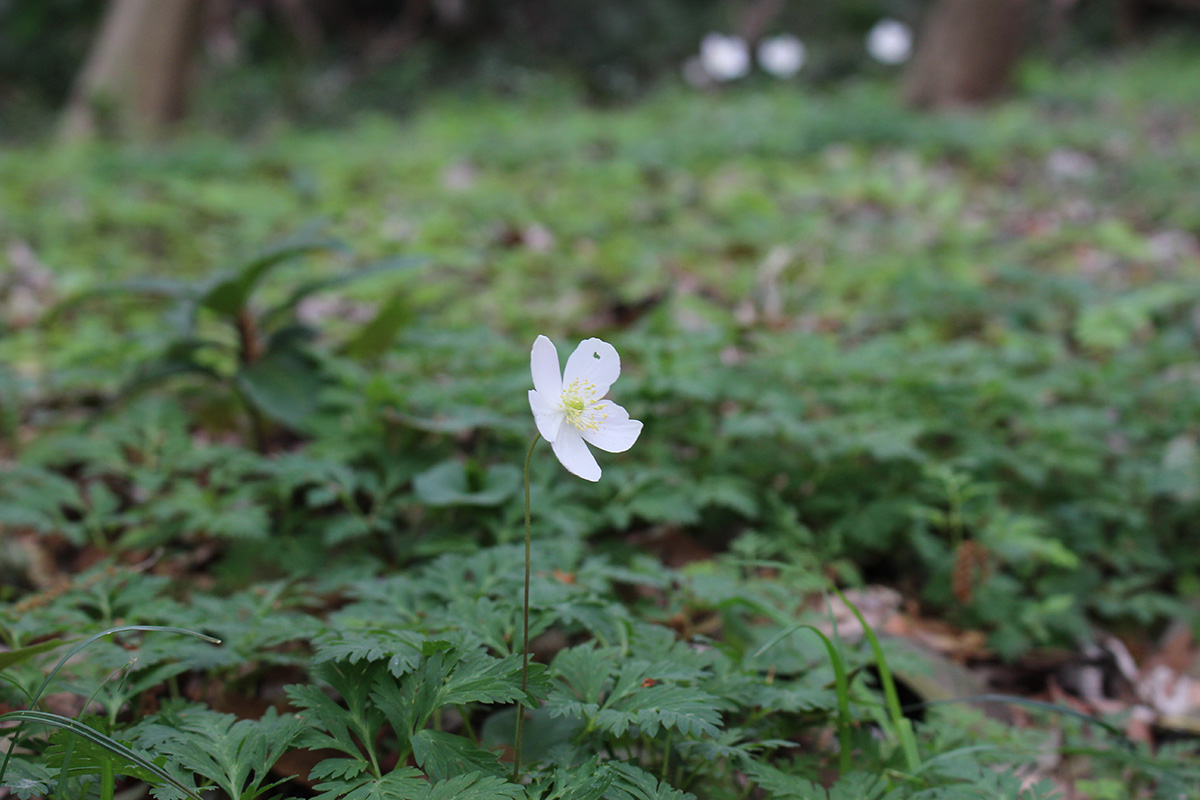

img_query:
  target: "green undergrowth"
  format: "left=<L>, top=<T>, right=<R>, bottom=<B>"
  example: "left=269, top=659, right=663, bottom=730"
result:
left=3, top=40, right=1200, bottom=798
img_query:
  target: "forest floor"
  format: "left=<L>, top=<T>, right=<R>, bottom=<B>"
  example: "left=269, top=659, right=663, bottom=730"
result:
left=3, top=39, right=1200, bottom=800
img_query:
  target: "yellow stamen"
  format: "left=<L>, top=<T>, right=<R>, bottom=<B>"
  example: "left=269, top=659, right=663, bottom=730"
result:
left=560, top=378, right=608, bottom=432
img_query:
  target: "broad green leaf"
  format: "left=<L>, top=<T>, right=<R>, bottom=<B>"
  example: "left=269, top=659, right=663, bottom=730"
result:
left=199, top=235, right=346, bottom=318
left=235, top=336, right=325, bottom=429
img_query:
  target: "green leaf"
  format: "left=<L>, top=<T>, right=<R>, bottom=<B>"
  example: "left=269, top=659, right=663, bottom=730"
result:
left=132, top=707, right=305, bottom=800
left=315, top=769, right=518, bottom=800
left=410, top=730, right=505, bottom=782
left=311, top=625, right=439, bottom=679
left=413, top=461, right=521, bottom=507
left=287, top=660, right=388, bottom=761
left=698, top=475, right=759, bottom=517
left=593, top=683, right=722, bottom=739
left=552, top=644, right=618, bottom=707
left=372, top=649, right=549, bottom=754
left=1073, top=284, right=1186, bottom=352
left=344, top=290, right=413, bottom=360
left=0, top=638, right=75, bottom=672
left=1, top=756, right=51, bottom=800
left=526, top=758, right=614, bottom=800
left=604, top=762, right=696, bottom=800
left=235, top=336, right=325, bottom=429
left=309, top=757, right=371, bottom=783
left=312, top=767, right=427, bottom=800
left=199, top=235, right=345, bottom=318
left=742, top=762, right=828, bottom=799
left=825, top=772, right=890, bottom=800
left=480, top=706, right=582, bottom=767
left=420, top=772, right=523, bottom=800
left=435, top=650, right=549, bottom=708
left=551, top=644, right=721, bottom=739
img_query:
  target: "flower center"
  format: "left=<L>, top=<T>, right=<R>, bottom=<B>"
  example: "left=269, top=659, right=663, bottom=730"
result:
left=560, top=378, right=607, bottom=431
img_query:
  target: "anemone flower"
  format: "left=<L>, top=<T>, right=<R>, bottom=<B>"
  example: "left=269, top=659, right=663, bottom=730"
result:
left=867, top=18, right=913, bottom=65
left=700, top=33, right=751, bottom=82
left=528, top=335, right=643, bottom=481
left=757, top=34, right=806, bottom=79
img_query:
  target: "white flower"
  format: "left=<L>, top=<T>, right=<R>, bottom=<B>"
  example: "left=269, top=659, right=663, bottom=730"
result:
left=866, top=18, right=912, bottom=65
left=528, top=335, right=643, bottom=482
left=700, top=33, right=750, bottom=82
left=757, top=34, right=806, bottom=79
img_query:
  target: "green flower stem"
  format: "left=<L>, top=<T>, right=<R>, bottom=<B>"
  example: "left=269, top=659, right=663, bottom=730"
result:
left=513, top=432, right=541, bottom=783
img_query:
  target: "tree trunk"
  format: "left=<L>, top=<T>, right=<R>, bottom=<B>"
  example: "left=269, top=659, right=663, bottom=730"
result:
left=902, top=0, right=1034, bottom=110
left=59, top=0, right=206, bottom=141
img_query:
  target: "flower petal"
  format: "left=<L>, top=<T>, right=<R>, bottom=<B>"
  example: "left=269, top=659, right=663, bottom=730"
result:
left=580, top=402, right=642, bottom=453
left=529, top=390, right=565, bottom=443
left=550, top=426, right=602, bottom=481
left=563, top=338, right=620, bottom=397
left=530, top=335, right=562, bottom=397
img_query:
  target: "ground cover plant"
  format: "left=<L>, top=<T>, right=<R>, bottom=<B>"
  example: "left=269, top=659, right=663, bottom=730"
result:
left=3, top=39, right=1200, bottom=799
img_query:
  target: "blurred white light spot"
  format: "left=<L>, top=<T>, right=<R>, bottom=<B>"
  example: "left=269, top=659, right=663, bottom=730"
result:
left=866, top=18, right=912, bottom=65
left=756, top=34, right=806, bottom=78
left=700, top=33, right=750, bottom=81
